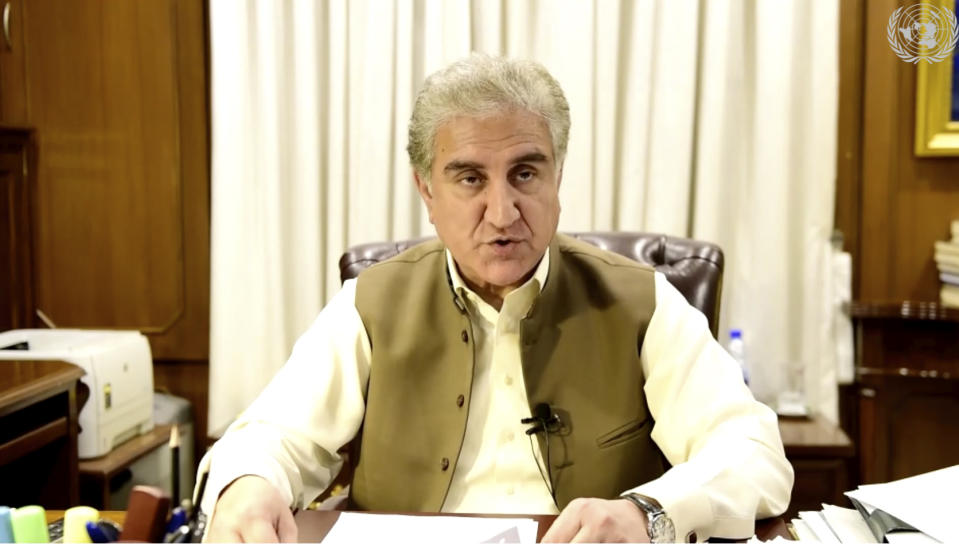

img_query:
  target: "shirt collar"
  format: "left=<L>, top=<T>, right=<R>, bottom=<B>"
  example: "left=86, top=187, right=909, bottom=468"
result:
left=446, top=246, right=550, bottom=312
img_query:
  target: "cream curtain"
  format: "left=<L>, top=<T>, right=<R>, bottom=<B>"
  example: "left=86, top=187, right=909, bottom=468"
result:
left=208, top=0, right=843, bottom=434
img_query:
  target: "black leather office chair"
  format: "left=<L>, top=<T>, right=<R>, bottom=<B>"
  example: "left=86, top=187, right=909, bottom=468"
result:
left=338, top=232, right=724, bottom=337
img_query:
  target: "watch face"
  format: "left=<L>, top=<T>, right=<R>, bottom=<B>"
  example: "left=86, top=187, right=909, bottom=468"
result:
left=650, top=514, right=676, bottom=543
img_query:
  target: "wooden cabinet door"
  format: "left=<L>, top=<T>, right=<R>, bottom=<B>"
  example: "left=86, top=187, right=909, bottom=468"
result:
left=8, top=1, right=209, bottom=359
left=0, top=127, right=34, bottom=331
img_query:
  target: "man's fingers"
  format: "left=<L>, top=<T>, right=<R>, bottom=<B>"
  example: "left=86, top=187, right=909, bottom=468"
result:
left=541, top=501, right=584, bottom=543
left=277, top=508, right=299, bottom=543
left=204, top=527, right=240, bottom=543
left=569, top=525, right=598, bottom=544
left=242, top=519, right=280, bottom=543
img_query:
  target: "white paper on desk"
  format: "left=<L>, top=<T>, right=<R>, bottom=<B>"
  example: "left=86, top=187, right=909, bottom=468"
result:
left=790, top=518, right=821, bottom=542
left=798, top=511, right=841, bottom=544
left=845, top=464, right=958, bottom=543
left=885, top=532, right=941, bottom=544
left=321, top=512, right=539, bottom=544
left=820, top=504, right=876, bottom=543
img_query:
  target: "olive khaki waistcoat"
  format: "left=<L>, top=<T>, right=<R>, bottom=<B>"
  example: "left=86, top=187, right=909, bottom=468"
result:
left=350, top=233, right=668, bottom=511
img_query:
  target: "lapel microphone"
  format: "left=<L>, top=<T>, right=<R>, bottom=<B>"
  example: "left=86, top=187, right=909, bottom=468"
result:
left=521, top=402, right=561, bottom=435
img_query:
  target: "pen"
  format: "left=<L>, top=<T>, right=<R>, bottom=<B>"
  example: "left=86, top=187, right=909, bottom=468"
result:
left=164, top=506, right=187, bottom=538
left=163, top=524, right=191, bottom=544
left=191, top=467, right=209, bottom=524
left=96, top=520, right=120, bottom=542
left=85, top=521, right=111, bottom=543
left=170, top=425, right=180, bottom=504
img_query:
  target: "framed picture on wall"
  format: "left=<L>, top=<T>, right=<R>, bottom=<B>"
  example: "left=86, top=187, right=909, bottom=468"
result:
left=914, top=0, right=959, bottom=156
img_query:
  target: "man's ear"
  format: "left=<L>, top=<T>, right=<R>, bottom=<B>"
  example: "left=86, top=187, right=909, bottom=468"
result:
left=413, top=170, right=435, bottom=223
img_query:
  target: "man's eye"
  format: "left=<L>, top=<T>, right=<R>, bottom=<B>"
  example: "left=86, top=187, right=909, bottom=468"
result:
left=460, top=176, right=482, bottom=186
left=516, top=170, right=535, bottom=182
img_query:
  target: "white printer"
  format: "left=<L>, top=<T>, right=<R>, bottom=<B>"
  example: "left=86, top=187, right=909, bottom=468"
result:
left=0, top=329, right=155, bottom=459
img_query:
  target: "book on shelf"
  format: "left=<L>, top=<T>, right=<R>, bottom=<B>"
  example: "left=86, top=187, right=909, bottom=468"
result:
left=952, top=219, right=959, bottom=242
left=934, top=240, right=959, bottom=259
left=934, top=250, right=959, bottom=271
left=791, top=465, right=957, bottom=543
left=942, top=284, right=959, bottom=308
left=943, top=272, right=959, bottom=287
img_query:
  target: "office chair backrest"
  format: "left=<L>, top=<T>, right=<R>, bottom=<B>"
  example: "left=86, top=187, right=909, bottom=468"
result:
left=338, top=232, right=724, bottom=337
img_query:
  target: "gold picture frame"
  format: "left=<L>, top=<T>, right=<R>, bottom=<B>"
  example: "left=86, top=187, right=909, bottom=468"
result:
left=915, top=0, right=959, bottom=156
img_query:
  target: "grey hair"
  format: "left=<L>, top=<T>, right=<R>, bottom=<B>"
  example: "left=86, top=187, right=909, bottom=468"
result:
left=407, top=54, right=571, bottom=181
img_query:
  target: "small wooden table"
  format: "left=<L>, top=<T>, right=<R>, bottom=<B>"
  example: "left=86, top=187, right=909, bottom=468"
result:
left=779, top=415, right=855, bottom=519
left=78, top=424, right=173, bottom=509
left=0, top=360, right=84, bottom=508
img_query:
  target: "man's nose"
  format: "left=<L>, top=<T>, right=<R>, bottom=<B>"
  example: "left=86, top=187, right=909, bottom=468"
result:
left=483, top=179, right=521, bottom=228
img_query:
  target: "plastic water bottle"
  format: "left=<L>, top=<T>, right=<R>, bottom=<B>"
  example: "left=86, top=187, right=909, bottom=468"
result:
left=727, top=329, right=750, bottom=385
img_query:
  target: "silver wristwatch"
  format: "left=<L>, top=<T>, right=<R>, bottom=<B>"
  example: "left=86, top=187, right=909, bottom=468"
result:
left=624, top=493, right=676, bottom=543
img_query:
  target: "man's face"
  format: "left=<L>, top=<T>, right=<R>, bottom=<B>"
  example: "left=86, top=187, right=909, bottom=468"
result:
left=415, top=109, right=562, bottom=304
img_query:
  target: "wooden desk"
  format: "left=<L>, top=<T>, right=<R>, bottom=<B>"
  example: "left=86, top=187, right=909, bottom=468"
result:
left=79, top=424, right=172, bottom=509
left=0, top=360, right=84, bottom=508
left=779, top=415, right=855, bottom=519
left=46, top=510, right=791, bottom=542
left=295, top=511, right=794, bottom=542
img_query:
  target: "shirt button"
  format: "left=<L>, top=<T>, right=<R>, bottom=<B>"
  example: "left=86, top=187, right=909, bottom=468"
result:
left=461, top=330, right=469, bottom=342
left=504, top=375, right=513, bottom=386
left=440, top=457, right=450, bottom=471
left=506, top=486, right=515, bottom=495
left=505, top=432, right=515, bottom=442
left=456, top=394, right=465, bottom=407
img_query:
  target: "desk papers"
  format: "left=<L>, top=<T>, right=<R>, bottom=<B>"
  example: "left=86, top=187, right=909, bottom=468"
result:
left=321, top=512, right=539, bottom=543
left=845, top=465, right=957, bottom=543
left=788, top=464, right=958, bottom=543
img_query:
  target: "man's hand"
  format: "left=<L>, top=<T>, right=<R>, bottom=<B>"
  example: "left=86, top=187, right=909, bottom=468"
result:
left=204, top=475, right=298, bottom=543
left=541, top=497, right=650, bottom=543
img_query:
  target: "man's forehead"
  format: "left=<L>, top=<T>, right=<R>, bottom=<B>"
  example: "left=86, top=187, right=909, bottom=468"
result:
left=433, top=112, right=554, bottom=164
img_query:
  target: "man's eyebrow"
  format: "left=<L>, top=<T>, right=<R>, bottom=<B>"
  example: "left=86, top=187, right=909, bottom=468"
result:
left=443, top=160, right=484, bottom=174
left=511, top=152, right=550, bottom=165
left=442, top=152, right=550, bottom=174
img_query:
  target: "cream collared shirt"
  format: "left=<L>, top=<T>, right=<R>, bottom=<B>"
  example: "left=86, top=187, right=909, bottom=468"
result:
left=200, top=250, right=793, bottom=541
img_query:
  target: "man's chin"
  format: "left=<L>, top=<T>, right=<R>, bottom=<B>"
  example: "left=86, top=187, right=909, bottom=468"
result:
left=483, top=263, right=537, bottom=289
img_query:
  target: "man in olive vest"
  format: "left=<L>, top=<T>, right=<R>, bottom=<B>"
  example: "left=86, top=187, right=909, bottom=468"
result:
left=201, top=55, right=793, bottom=543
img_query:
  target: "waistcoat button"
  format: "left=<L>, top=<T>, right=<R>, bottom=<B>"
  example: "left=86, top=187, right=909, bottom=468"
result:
left=461, top=330, right=468, bottom=342
left=456, top=394, right=465, bottom=407
left=441, top=457, right=450, bottom=471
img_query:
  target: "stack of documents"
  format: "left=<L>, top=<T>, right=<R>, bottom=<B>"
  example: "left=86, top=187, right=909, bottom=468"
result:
left=791, top=465, right=956, bottom=543
left=935, top=220, right=959, bottom=307
left=322, top=512, right=539, bottom=544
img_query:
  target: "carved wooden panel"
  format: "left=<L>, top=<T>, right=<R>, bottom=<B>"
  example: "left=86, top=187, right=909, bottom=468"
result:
left=0, top=127, right=35, bottom=331
left=858, top=373, right=959, bottom=483
left=1, top=1, right=210, bottom=359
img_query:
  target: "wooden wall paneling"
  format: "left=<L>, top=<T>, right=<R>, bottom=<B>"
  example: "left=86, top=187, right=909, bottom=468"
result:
left=147, top=0, right=210, bottom=360
left=835, top=0, right=865, bottom=298
left=858, top=0, right=959, bottom=302
left=18, top=0, right=210, bottom=361
left=0, top=0, right=28, bottom=123
left=0, top=127, right=35, bottom=331
left=839, top=0, right=959, bottom=488
left=859, top=0, right=902, bottom=301
left=24, top=0, right=182, bottom=332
